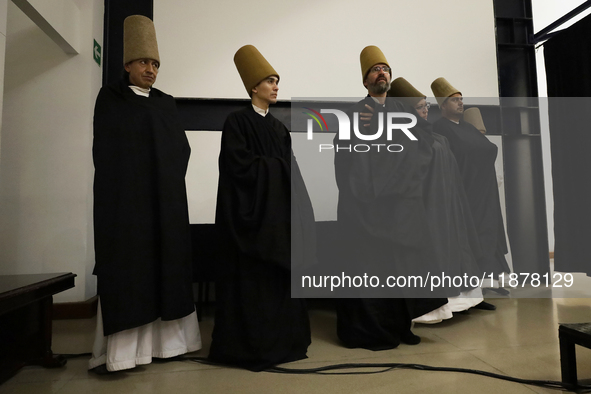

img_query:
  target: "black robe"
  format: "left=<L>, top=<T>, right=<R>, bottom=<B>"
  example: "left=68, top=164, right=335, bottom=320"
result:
left=417, top=116, right=483, bottom=291
left=432, top=117, right=509, bottom=277
left=92, top=79, right=195, bottom=336
left=334, top=97, right=445, bottom=350
left=209, top=106, right=315, bottom=371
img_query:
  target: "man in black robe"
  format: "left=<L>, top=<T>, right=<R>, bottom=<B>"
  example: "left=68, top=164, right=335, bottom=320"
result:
left=209, top=45, right=316, bottom=371
left=334, top=46, right=444, bottom=350
left=90, top=15, right=199, bottom=372
left=431, top=78, right=510, bottom=294
left=388, top=77, right=486, bottom=320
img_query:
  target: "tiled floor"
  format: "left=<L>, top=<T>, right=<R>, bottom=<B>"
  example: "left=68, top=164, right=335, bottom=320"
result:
left=2, top=296, right=591, bottom=393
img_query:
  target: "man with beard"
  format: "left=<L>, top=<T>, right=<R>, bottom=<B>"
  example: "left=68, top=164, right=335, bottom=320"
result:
left=333, top=46, right=444, bottom=350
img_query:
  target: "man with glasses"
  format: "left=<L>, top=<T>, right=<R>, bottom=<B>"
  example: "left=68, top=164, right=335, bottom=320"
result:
left=333, top=46, right=445, bottom=350
left=414, top=101, right=431, bottom=120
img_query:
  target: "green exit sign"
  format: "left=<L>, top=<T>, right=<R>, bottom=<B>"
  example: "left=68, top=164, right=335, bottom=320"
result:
left=93, top=39, right=101, bottom=66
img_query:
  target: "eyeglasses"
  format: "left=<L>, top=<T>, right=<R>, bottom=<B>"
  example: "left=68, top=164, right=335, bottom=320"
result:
left=415, top=102, right=431, bottom=111
left=370, top=66, right=391, bottom=73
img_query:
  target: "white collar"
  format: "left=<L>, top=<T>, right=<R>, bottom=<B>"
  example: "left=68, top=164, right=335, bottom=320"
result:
left=129, top=85, right=150, bottom=97
left=252, top=104, right=269, bottom=117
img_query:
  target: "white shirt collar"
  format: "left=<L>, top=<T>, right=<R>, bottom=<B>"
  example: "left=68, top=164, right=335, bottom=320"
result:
left=129, top=85, right=150, bottom=97
left=252, top=104, right=269, bottom=117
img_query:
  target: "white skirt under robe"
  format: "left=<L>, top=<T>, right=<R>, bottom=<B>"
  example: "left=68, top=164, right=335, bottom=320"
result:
left=88, top=299, right=202, bottom=372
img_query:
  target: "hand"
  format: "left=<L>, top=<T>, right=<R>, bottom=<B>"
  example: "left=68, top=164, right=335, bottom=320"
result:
left=359, top=104, right=374, bottom=127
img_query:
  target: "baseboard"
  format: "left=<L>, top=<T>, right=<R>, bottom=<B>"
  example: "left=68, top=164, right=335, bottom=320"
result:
left=53, top=295, right=98, bottom=320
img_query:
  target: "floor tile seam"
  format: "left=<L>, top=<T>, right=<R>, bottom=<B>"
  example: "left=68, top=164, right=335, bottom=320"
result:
left=470, top=365, right=562, bottom=388
left=288, top=349, right=481, bottom=367
left=467, top=349, right=527, bottom=381
left=158, top=359, right=233, bottom=371
left=279, top=358, right=394, bottom=367
left=466, top=347, right=563, bottom=378
left=463, top=342, right=559, bottom=353
left=305, top=348, right=473, bottom=362
left=453, top=341, right=556, bottom=352
left=10, top=369, right=79, bottom=385
left=54, top=378, right=69, bottom=394
left=395, top=348, right=474, bottom=356
left=65, top=362, right=226, bottom=380
left=167, top=360, right=233, bottom=372
left=433, top=356, right=545, bottom=393
left=522, top=384, right=549, bottom=394
left=124, top=364, right=241, bottom=377
left=5, top=377, right=71, bottom=393
left=426, top=332, right=463, bottom=350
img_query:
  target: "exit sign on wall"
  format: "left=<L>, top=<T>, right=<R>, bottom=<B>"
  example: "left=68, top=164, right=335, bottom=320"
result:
left=93, top=39, right=101, bottom=66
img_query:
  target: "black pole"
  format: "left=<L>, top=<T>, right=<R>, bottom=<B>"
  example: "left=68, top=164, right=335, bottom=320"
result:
left=494, top=0, right=550, bottom=275
left=531, top=0, right=591, bottom=44
left=102, top=0, right=153, bottom=87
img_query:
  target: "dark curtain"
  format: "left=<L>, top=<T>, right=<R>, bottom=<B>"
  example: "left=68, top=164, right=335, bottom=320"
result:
left=545, top=14, right=591, bottom=275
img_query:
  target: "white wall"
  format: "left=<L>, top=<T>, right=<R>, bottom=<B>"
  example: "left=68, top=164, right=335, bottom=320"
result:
left=0, top=0, right=103, bottom=302
left=532, top=1, right=591, bottom=253
left=154, top=0, right=499, bottom=99
left=186, top=131, right=221, bottom=223
left=0, top=0, right=527, bottom=303
left=12, top=0, right=81, bottom=53
left=155, top=0, right=501, bottom=224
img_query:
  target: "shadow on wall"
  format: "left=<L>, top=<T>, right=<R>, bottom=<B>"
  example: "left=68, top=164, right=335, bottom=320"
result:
left=4, top=1, right=75, bottom=92
left=0, top=1, right=87, bottom=286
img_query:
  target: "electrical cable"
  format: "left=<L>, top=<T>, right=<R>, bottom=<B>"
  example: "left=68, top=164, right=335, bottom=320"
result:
left=177, top=356, right=591, bottom=392
left=54, top=352, right=92, bottom=359
left=53, top=353, right=591, bottom=392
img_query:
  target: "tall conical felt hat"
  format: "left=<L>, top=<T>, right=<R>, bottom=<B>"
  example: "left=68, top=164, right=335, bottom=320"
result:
left=388, top=77, right=425, bottom=106
left=124, top=15, right=160, bottom=65
left=431, top=77, right=461, bottom=107
left=464, top=107, right=487, bottom=134
left=234, top=45, right=279, bottom=96
left=360, top=45, right=390, bottom=84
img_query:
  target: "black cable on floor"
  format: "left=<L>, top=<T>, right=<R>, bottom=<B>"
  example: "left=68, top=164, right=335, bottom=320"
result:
left=52, top=353, right=591, bottom=392
left=178, top=356, right=591, bottom=392
left=55, top=352, right=93, bottom=359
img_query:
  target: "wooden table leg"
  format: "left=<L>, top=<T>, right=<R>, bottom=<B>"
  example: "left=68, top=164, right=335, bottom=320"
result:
left=29, top=296, right=67, bottom=368
left=560, top=333, right=578, bottom=385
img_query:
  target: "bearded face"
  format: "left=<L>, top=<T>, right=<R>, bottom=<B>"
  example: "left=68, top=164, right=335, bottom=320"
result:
left=364, top=64, right=391, bottom=95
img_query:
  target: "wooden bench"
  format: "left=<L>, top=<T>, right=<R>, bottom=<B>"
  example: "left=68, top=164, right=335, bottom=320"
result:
left=0, top=273, right=76, bottom=384
left=559, top=322, right=591, bottom=386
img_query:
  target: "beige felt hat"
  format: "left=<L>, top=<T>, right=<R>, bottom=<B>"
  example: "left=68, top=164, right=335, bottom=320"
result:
left=431, top=77, right=461, bottom=107
left=388, top=77, right=425, bottom=106
left=234, top=45, right=279, bottom=96
left=464, top=107, right=487, bottom=134
left=360, top=45, right=390, bottom=84
left=123, top=15, right=160, bottom=65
